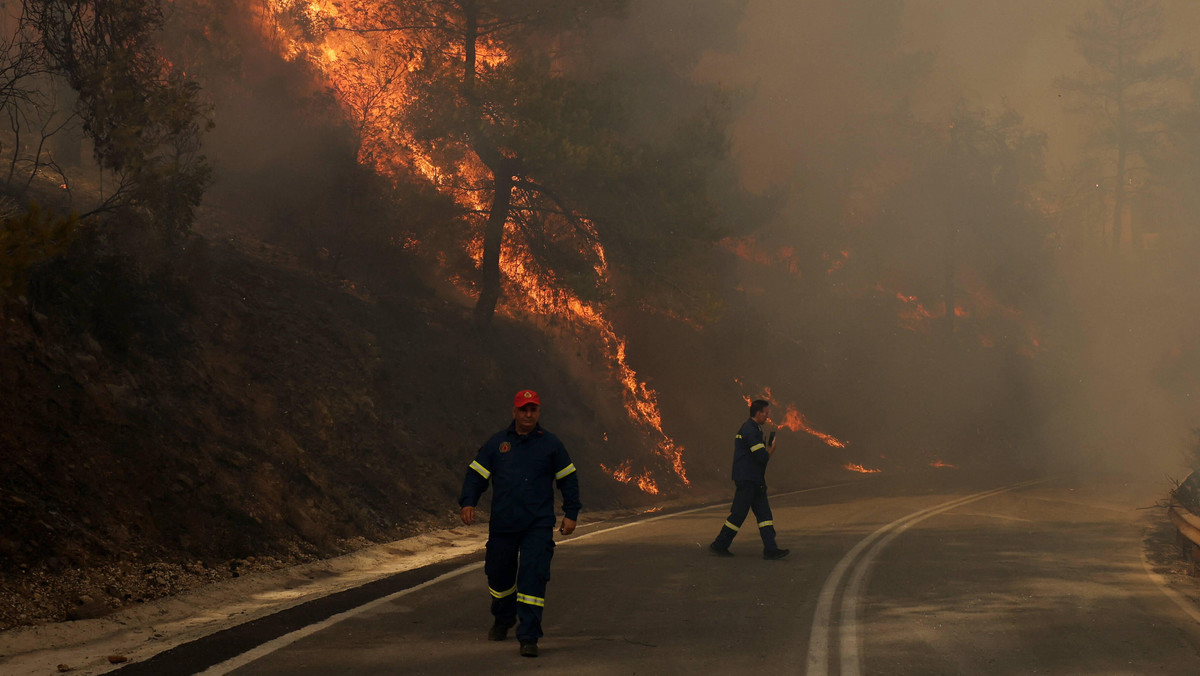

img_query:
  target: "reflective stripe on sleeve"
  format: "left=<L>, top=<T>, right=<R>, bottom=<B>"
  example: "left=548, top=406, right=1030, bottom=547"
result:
left=758, top=520, right=774, bottom=528
left=750, top=443, right=766, bottom=451
left=489, top=584, right=517, bottom=599
left=724, top=520, right=740, bottom=532
left=555, top=463, right=577, bottom=480
left=517, top=593, right=545, bottom=607
left=469, top=460, right=491, bottom=479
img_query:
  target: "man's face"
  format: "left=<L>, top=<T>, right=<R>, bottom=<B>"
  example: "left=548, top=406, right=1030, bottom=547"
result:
left=754, top=406, right=770, bottom=425
left=514, top=404, right=540, bottom=434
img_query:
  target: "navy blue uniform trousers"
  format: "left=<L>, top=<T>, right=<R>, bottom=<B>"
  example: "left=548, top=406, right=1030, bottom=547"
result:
left=485, top=526, right=555, bottom=641
left=712, top=480, right=777, bottom=551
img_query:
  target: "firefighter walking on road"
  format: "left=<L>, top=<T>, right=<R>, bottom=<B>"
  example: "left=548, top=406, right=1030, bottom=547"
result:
left=709, top=398, right=790, bottom=560
left=459, top=389, right=581, bottom=658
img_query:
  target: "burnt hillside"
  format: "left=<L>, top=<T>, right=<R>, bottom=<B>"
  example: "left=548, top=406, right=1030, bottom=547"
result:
left=0, top=222, right=708, bottom=630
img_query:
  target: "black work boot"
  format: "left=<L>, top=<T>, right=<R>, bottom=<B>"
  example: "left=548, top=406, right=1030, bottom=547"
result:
left=488, top=617, right=516, bottom=641
left=763, top=548, right=790, bottom=560
left=709, top=542, right=734, bottom=557
left=519, top=640, right=539, bottom=657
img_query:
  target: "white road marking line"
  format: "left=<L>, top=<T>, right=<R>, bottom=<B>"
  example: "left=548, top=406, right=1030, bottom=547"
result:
left=807, top=481, right=1042, bottom=676
left=199, top=562, right=483, bottom=675
left=201, top=481, right=852, bottom=673
left=1140, top=541, right=1200, bottom=625
left=566, top=481, right=856, bottom=545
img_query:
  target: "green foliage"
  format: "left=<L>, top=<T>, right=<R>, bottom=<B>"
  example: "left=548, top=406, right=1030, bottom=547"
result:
left=393, top=1, right=764, bottom=318
left=26, top=0, right=214, bottom=241
left=256, top=0, right=763, bottom=319
left=0, top=201, right=78, bottom=297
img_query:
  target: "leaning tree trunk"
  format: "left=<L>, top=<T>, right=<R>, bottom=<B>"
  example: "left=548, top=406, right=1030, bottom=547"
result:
left=459, top=0, right=511, bottom=326
left=473, top=161, right=516, bottom=326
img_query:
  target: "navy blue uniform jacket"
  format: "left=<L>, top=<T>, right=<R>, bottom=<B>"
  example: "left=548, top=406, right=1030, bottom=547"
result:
left=731, top=417, right=770, bottom=483
left=459, top=422, right=582, bottom=533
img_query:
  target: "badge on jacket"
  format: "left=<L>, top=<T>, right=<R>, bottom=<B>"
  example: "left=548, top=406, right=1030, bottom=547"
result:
left=499, top=442, right=512, bottom=453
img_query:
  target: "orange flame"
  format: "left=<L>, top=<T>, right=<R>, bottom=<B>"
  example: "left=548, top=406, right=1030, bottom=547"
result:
left=600, top=461, right=659, bottom=495
left=721, top=236, right=801, bottom=278
left=254, top=2, right=687, bottom=492
left=824, top=249, right=850, bottom=275
left=929, top=460, right=956, bottom=468
left=636, top=474, right=660, bottom=495
left=490, top=230, right=688, bottom=487
left=844, top=463, right=881, bottom=474
left=874, top=274, right=1042, bottom=356
left=776, top=404, right=848, bottom=449
left=741, top=390, right=848, bottom=449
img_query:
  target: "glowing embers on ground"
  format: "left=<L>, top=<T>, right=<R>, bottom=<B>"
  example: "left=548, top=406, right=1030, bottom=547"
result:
left=843, top=462, right=881, bottom=474
left=929, top=459, right=956, bottom=469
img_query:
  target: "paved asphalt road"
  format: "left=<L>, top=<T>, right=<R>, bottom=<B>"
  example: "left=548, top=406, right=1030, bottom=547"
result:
left=173, top=471, right=1200, bottom=675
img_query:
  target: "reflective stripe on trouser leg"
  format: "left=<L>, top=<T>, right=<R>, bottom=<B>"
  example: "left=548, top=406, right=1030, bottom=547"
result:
left=712, top=481, right=757, bottom=548
left=485, top=532, right=520, bottom=623
left=750, top=484, right=777, bottom=551
left=490, top=584, right=517, bottom=599
left=515, top=527, right=555, bottom=643
left=517, top=593, right=544, bottom=606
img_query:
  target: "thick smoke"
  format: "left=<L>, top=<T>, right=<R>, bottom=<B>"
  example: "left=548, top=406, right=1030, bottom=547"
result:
left=695, top=0, right=1200, bottom=480
left=180, top=0, right=1200, bottom=484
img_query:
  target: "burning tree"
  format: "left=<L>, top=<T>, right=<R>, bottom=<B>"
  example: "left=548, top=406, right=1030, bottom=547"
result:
left=270, top=0, right=755, bottom=325
left=353, top=0, right=586, bottom=324
left=170, top=0, right=760, bottom=491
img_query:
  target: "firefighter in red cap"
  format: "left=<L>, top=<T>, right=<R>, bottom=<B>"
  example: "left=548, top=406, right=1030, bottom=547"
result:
left=459, top=389, right=581, bottom=658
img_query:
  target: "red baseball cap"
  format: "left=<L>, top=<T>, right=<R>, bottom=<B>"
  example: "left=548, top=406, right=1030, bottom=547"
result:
left=514, top=389, right=540, bottom=407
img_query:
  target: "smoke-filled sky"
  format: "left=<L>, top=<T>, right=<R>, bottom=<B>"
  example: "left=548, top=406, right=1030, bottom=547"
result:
left=693, top=0, right=1200, bottom=478
left=702, top=0, right=1200, bottom=191
left=191, top=0, right=1200, bottom=479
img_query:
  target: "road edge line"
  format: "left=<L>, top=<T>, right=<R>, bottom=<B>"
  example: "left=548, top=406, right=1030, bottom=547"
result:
left=1140, top=543, right=1200, bottom=625
left=197, top=563, right=483, bottom=676
left=199, top=481, right=854, bottom=673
